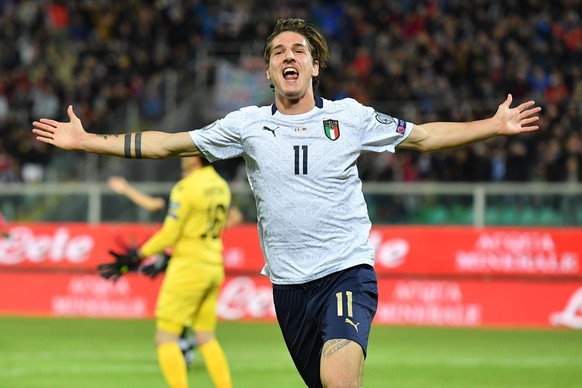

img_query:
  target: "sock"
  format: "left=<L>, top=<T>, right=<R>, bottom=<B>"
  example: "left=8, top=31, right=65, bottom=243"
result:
left=199, top=338, right=232, bottom=388
left=157, top=342, right=188, bottom=388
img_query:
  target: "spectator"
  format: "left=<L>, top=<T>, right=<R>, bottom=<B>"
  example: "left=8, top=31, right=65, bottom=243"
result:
left=2, top=0, right=582, bottom=183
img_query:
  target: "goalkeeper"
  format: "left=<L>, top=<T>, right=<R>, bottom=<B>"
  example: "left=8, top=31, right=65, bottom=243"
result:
left=101, top=157, right=241, bottom=388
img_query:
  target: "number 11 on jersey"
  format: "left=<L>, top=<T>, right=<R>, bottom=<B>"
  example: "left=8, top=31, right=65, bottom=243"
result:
left=294, top=145, right=308, bottom=175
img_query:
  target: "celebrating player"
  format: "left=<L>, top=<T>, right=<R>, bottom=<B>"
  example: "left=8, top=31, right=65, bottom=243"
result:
left=33, top=18, right=541, bottom=388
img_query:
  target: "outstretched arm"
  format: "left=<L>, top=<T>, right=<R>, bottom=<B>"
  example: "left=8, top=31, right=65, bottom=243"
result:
left=399, top=94, right=541, bottom=152
left=32, top=105, right=201, bottom=158
left=108, top=176, right=166, bottom=212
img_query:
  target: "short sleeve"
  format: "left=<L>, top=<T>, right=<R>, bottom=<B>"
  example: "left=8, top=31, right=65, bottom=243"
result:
left=189, top=109, right=249, bottom=162
left=359, top=103, right=413, bottom=153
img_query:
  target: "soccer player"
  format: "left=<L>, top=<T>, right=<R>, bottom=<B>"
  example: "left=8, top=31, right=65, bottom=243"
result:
left=105, top=156, right=234, bottom=388
left=32, top=18, right=541, bottom=388
left=106, top=171, right=242, bottom=374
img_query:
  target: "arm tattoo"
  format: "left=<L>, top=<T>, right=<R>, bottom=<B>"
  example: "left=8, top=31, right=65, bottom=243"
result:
left=124, top=133, right=132, bottom=159
left=134, top=132, right=142, bottom=159
left=96, top=134, right=109, bottom=140
left=322, top=339, right=351, bottom=358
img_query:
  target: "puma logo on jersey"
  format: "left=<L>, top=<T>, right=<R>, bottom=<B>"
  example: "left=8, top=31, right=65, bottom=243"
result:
left=345, top=318, right=360, bottom=332
left=262, top=126, right=278, bottom=137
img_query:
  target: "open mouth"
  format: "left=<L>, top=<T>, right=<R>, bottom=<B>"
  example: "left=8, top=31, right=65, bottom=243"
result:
left=283, top=67, right=299, bottom=80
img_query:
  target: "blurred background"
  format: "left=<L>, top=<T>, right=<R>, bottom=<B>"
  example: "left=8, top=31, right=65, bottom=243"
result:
left=0, top=0, right=581, bottom=226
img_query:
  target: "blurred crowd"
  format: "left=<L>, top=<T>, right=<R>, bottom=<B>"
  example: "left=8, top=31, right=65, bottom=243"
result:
left=0, top=0, right=581, bottom=184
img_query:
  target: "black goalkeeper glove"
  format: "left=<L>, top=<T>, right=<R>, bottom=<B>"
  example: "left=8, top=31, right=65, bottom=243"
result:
left=140, top=253, right=171, bottom=279
left=97, top=248, right=141, bottom=281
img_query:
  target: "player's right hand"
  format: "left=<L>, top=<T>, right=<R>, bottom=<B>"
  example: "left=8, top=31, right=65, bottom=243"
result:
left=97, top=248, right=141, bottom=282
left=32, top=105, right=86, bottom=151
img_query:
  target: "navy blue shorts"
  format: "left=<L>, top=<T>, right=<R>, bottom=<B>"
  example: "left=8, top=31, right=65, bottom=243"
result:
left=272, top=264, right=378, bottom=388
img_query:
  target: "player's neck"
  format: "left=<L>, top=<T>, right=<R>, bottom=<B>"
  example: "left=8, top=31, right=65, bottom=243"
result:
left=274, top=91, right=316, bottom=115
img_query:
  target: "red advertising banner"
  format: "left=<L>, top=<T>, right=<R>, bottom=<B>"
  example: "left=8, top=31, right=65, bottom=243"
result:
left=376, top=279, right=582, bottom=329
left=1, top=223, right=582, bottom=328
left=0, top=272, right=277, bottom=321
left=0, top=223, right=160, bottom=271
left=1, top=224, right=581, bottom=278
left=1, top=271, right=580, bottom=329
left=0, top=223, right=265, bottom=273
left=370, top=227, right=582, bottom=278
left=0, top=272, right=162, bottom=318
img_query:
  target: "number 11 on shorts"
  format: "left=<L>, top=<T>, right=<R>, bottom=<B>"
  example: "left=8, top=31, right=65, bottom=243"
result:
left=336, top=291, right=353, bottom=317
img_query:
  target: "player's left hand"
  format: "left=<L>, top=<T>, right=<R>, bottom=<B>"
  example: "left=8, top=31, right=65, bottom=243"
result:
left=495, top=94, right=541, bottom=136
left=140, top=253, right=170, bottom=279
left=97, top=248, right=141, bottom=282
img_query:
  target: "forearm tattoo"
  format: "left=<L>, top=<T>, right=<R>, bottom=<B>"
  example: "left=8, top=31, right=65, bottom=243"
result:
left=322, top=339, right=351, bottom=358
left=134, top=132, right=142, bottom=159
left=121, top=133, right=143, bottom=159
left=124, top=133, right=131, bottom=158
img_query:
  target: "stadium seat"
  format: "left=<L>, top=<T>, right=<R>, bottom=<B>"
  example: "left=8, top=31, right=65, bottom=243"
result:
left=425, top=205, right=449, bottom=224
left=518, top=206, right=538, bottom=225
left=450, top=204, right=473, bottom=225
left=538, top=207, right=561, bottom=226
left=498, top=206, right=519, bottom=225
left=485, top=207, right=501, bottom=226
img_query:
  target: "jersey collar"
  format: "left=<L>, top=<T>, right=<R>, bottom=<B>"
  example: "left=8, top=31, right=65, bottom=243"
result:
left=271, top=96, right=324, bottom=115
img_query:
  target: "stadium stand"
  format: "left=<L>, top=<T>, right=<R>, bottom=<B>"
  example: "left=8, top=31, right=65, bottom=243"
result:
left=1, top=0, right=581, bottom=185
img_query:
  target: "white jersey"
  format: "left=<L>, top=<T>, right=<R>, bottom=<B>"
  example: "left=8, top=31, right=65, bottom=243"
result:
left=190, top=97, right=412, bottom=284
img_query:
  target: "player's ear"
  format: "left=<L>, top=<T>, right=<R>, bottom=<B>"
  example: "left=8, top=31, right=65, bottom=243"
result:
left=312, top=60, right=320, bottom=77
left=265, top=63, right=271, bottom=80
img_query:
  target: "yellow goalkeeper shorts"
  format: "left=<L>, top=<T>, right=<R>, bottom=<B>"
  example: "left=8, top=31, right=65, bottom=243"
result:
left=156, top=258, right=224, bottom=334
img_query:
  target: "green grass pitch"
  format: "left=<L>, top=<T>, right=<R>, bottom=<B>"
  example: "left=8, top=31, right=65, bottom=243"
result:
left=0, top=316, right=581, bottom=387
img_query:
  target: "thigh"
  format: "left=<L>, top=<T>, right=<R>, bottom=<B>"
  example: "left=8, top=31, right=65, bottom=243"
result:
left=156, top=260, right=221, bottom=333
left=319, top=265, right=378, bottom=387
left=320, top=339, right=364, bottom=387
left=273, top=266, right=378, bottom=388
left=156, top=284, right=196, bottom=334
left=273, top=284, right=323, bottom=388
left=321, top=264, right=378, bottom=355
left=192, top=267, right=224, bottom=332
